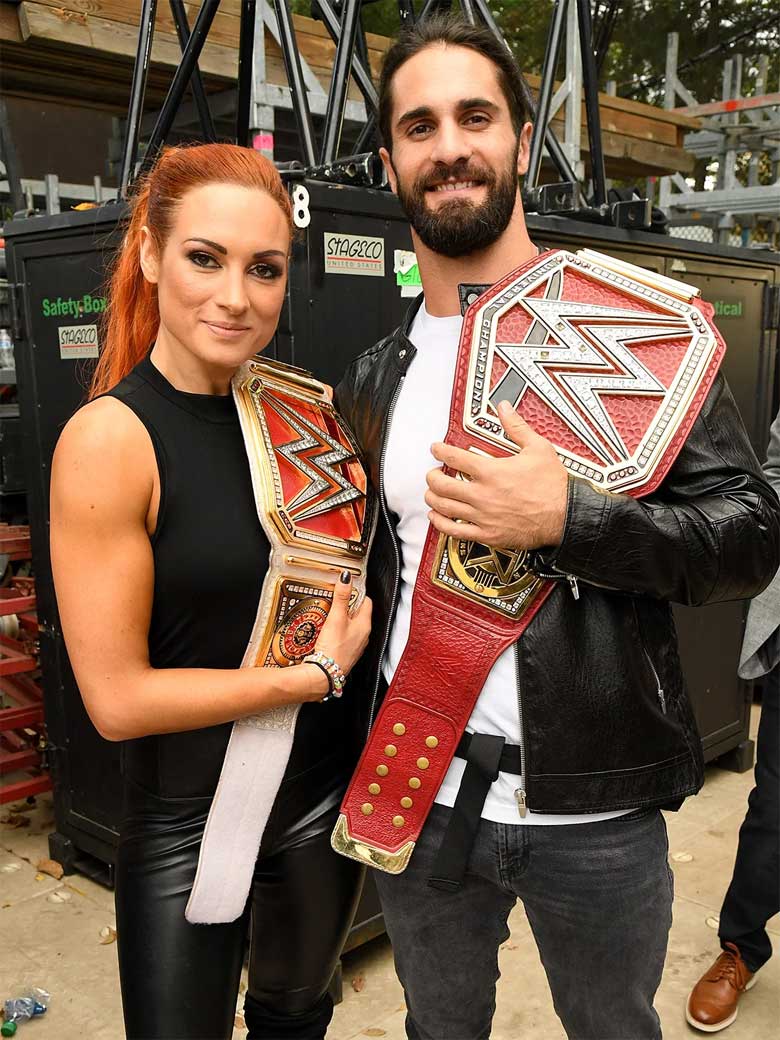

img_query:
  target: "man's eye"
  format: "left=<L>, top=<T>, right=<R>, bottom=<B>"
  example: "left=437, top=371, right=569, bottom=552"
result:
left=409, top=123, right=432, bottom=137
left=188, top=251, right=219, bottom=268
left=465, top=113, right=489, bottom=126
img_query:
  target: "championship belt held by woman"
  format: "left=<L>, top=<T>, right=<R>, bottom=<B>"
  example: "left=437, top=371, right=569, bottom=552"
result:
left=331, top=248, right=726, bottom=877
left=186, top=357, right=375, bottom=924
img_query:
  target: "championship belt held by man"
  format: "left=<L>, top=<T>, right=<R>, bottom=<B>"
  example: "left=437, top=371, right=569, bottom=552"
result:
left=186, top=357, right=375, bottom=924
left=332, top=248, right=726, bottom=880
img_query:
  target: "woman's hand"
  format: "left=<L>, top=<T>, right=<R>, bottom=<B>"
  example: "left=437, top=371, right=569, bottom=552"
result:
left=315, top=570, right=372, bottom=678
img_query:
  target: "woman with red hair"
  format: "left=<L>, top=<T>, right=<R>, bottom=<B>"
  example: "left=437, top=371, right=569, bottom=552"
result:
left=50, top=143, right=371, bottom=1039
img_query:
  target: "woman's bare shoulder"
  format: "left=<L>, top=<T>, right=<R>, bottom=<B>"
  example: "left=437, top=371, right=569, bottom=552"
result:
left=53, top=396, right=155, bottom=506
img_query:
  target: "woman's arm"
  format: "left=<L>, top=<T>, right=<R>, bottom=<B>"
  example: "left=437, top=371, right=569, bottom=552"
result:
left=50, top=398, right=370, bottom=742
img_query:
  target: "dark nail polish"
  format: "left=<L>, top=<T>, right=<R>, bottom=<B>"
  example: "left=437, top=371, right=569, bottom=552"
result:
left=340, top=569, right=352, bottom=583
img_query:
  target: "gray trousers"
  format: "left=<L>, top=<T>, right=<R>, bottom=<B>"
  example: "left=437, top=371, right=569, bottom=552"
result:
left=375, top=803, right=674, bottom=1040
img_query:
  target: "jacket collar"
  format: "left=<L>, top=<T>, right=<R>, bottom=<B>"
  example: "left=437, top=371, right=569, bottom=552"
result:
left=392, top=282, right=491, bottom=375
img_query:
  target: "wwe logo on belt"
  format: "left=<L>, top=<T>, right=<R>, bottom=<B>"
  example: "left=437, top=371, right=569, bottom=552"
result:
left=268, top=396, right=364, bottom=522
left=489, top=269, right=689, bottom=466
left=463, top=250, right=722, bottom=496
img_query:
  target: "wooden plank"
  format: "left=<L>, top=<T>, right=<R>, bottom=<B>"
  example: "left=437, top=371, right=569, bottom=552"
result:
left=291, top=13, right=391, bottom=58
left=17, top=3, right=384, bottom=89
left=602, top=129, right=695, bottom=175
left=546, top=113, right=695, bottom=176
left=19, top=1, right=237, bottom=78
left=30, top=0, right=241, bottom=50
left=525, top=73, right=701, bottom=132
left=0, top=59, right=206, bottom=113
left=674, top=93, right=780, bottom=118
left=26, top=3, right=390, bottom=71
left=0, top=3, right=23, bottom=44
left=540, top=95, right=694, bottom=149
left=598, top=106, right=678, bottom=147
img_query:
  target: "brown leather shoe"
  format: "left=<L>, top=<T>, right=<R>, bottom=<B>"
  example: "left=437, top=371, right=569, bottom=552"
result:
left=686, top=943, right=757, bottom=1032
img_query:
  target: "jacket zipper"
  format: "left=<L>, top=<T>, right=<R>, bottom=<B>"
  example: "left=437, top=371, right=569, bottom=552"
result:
left=513, top=643, right=529, bottom=818
left=367, top=375, right=405, bottom=732
left=511, top=565, right=581, bottom=817
left=633, top=603, right=666, bottom=714
left=643, top=645, right=666, bottom=714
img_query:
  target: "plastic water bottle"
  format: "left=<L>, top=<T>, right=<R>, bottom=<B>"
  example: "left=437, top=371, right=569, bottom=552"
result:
left=1, top=989, right=49, bottom=1035
left=0, top=328, right=14, bottom=371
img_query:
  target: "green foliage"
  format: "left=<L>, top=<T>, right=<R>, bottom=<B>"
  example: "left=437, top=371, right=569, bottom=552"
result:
left=290, top=1, right=779, bottom=106
left=488, top=2, right=777, bottom=105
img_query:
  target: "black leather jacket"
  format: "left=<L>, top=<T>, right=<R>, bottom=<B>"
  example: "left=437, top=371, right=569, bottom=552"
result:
left=336, top=295, right=780, bottom=815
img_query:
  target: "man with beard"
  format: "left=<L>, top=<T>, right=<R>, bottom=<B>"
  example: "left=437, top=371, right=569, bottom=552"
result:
left=334, top=15, right=780, bottom=1040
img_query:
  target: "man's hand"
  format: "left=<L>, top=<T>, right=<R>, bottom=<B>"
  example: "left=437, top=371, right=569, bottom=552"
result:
left=425, top=401, right=569, bottom=550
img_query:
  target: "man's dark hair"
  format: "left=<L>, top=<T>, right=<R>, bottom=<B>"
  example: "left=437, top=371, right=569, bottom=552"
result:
left=378, top=14, right=532, bottom=151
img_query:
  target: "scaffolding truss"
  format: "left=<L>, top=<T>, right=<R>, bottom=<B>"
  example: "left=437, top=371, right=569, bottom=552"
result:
left=660, top=32, right=780, bottom=245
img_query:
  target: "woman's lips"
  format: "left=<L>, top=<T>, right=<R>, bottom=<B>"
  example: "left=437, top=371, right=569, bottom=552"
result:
left=202, top=321, right=251, bottom=339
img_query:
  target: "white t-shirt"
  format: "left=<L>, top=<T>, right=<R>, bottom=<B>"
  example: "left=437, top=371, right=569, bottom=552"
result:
left=382, top=303, right=630, bottom=825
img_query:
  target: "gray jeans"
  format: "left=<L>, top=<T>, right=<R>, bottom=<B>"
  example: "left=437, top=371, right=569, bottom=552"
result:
left=374, top=803, right=673, bottom=1040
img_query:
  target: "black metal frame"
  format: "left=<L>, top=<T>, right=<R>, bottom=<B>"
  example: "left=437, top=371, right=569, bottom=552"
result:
left=118, top=0, right=159, bottom=197
left=143, top=0, right=221, bottom=171
left=275, top=0, right=318, bottom=167
left=169, top=0, right=218, bottom=143
left=119, top=0, right=255, bottom=190
left=115, top=0, right=642, bottom=226
left=320, top=0, right=363, bottom=163
left=235, top=0, right=257, bottom=146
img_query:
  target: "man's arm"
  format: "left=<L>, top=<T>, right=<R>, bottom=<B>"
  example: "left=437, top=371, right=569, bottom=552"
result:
left=550, top=374, right=780, bottom=605
left=427, top=373, right=780, bottom=607
left=762, top=407, right=780, bottom=496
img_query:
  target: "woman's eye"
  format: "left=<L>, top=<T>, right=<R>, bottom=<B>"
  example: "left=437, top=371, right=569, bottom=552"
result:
left=251, top=263, right=283, bottom=281
left=188, top=251, right=219, bottom=268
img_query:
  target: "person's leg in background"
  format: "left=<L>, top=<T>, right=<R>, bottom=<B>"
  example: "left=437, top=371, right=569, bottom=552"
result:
left=687, top=668, right=779, bottom=1031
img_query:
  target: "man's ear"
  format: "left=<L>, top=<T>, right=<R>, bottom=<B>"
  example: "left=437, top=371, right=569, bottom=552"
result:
left=379, top=147, right=398, bottom=195
left=516, top=122, right=534, bottom=177
left=139, top=226, right=160, bottom=285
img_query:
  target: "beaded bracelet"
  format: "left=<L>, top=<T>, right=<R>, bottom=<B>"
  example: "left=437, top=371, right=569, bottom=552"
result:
left=304, top=650, right=346, bottom=699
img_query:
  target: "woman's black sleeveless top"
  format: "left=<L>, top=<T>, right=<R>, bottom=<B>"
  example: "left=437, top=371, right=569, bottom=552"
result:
left=107, top=355, right=348, bottom=798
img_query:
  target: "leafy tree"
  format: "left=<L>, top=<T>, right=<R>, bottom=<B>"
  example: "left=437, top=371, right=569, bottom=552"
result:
left=290, top=1, right=779, bottom=105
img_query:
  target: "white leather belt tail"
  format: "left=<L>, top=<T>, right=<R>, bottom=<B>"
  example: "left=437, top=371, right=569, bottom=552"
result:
left=186, top=357, right=375, bottom=923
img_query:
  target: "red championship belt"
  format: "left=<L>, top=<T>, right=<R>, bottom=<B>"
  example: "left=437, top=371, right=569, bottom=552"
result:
left=331, top=248, right=726, bottom=874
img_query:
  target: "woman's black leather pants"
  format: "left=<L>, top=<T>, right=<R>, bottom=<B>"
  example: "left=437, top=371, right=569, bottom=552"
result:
left=115, top=745, right=363, bottom=1040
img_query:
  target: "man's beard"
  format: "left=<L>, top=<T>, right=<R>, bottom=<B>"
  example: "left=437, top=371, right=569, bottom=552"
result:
left=396, top=156, right=519, bottom=259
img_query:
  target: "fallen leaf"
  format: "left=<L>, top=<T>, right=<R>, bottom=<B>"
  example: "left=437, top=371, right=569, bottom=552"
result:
left=47, top=889, right=72, bottom=904
left=351, top=975, right=365, bottom=993
left=36, top=858, right=64, bottom=880
left=363, top=1030, right=386, bottom=1037
left=672, top=852, right=693, bottom=863
left=35, top=873, right=46, bottom=881
left=0, top=813, right=31, bottom=829
left=99, top=926, right=117, bottom=945
left=8, top=801, right=36, bottom=814
left=705, top=915, right=720, bottom=930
